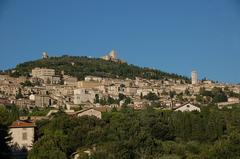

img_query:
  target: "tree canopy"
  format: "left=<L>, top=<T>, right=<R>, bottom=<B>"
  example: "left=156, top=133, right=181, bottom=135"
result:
left=28, top=106, right=240, bottom=159
left=5, top=56, right=190, bottom=81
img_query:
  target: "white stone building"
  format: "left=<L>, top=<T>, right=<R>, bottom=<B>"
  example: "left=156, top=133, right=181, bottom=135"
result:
left=228, top=97, right=240, bottom=103
left=174, top=103, right=201, bottom=112
left=85, top=76, right=103, bottom=82
left=9, top=120, right=36, bottom=150
left=32, top=68, right=55, bottom=77
left=35, top=95, right=52, bottom=107
left=63, top=75, right=78, bottom=86
left=125, top=87, right=138, bottom=96
left=31, top=68, right=59, bottom=84
left=74, top=88, right=99, bottom=104
left=191, top=71, right=198, bottom=85
left=76, top=108, right=102, bottom=119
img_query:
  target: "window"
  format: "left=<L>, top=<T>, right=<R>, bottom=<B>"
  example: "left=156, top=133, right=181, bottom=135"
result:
left=22, top=132, right=27, bottom=140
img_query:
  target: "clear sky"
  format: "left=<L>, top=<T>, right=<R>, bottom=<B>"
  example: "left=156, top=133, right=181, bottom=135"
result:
left=0, top=0, right=240, bottom=83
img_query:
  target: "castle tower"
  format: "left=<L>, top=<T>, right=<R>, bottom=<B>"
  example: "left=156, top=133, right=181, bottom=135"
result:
left=191, top=70, right=198, bottom=85
left=42, top=52, right=49, bottom=59
left=109, top=50, right=117, bottom=60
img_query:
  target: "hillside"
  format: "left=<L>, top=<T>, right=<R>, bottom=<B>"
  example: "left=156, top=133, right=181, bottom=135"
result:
left=5, top=55, right=190, bottom=81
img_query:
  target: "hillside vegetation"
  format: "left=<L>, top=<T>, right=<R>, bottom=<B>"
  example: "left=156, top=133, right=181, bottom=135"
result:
left=2, top=105, right=240, bottom=158
left=28, top=106, right=240, bottom=159
left=6, top=55, right=189, bottom=81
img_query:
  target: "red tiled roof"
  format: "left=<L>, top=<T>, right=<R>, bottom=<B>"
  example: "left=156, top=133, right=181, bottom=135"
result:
left=0, top=98, right=11, bottom=105
left=9, top=120, right=36, bottom=128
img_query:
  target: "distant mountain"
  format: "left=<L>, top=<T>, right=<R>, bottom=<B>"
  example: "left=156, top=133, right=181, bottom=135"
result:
left=4, top=55, right=190, bottom=82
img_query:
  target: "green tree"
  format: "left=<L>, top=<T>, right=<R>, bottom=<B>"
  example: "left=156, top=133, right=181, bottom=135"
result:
left=28, top=134, right=68, bottom=159
left=143, top=92, right=159, bottom=101
left=0, top=106, right=12, bottom=158
left=20, top=80, right=34, bottom=87
left=16, top=88, right=23, bottom=99
left=94, top=94, right=100, bottom=103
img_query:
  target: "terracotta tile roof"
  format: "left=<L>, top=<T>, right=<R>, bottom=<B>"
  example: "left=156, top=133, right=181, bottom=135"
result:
left=9, top=120, right=36, bottom=128
left=0, top=98, right=11, bottom=105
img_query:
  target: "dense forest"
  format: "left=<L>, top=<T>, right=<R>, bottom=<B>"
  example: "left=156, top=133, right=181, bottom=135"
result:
left=2, top=105, right=240, bottom=158
left=26, top=106, right=240, bottom=159
left=3, top=56, right=189, bottom=81
left=0, top=105, right=233, bottom=159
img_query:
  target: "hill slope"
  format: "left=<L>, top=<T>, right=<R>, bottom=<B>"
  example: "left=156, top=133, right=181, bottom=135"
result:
left=6, top=55, right=190, bottom=81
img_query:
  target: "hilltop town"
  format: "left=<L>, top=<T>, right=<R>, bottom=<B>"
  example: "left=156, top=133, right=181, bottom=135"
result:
left=1, top=51, right=239, bottom=112
left=1, top=51, right=240, bottom=158
left=2, top=0, right=240, bottom=158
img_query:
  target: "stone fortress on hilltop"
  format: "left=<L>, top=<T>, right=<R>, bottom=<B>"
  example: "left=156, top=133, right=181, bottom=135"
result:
left=41, top=50, right=126, bottom=63
left=101, top=50, right=126, bottom=63
left=42, top=51, right=49, bottom=59
left=101, top=50, right=117, bottom=61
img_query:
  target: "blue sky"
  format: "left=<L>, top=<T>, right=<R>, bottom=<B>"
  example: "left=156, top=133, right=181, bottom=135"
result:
left=0, top=0, right=240, bottom=83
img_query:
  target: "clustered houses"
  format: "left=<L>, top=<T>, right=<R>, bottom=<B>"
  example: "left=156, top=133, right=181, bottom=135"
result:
left=1, top=69, right=240, bottom=111
left=1, top=52, right=240, bottom=155
left=2, top=66, right=240, bottom=152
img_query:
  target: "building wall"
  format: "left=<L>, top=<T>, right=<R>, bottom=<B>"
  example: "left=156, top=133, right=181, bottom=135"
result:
left=85, top=76, right=103, bottom=82
left=77, top=81, right=101, bottom=88
left=35, top=95, right=51, bottom=107
left=191, top=71, right=198, bottom=85
left=77, top=109, right=102, bottom=119
left=32, top=68, right=57, bottom=84
left=9, top=127, right=34, bottom=150
left=32, top=68, right=55, bottom=77
left=74, top=89, right=97, bottom=104
left=175, top=104, right=200, bottom=112
left=52, top=76, right=61, bottom=84
left=228, top=97, right=240, bottom=103
left=64, top=75, right=78, bottom=86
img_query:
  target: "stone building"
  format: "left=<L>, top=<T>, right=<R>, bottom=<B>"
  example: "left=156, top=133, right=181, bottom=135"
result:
left=74, top=88, right=99, bottom=104
left=32, top=68, right=60, bottom=84
left=32, top=68, right=55, bottom=77
left=9, top=120, right=36, bottom=150
left=191, top=71, right=198, bottom=85
left=76, top=108, right=102, bottom=119
left=42, top=52, right=49, bottom=59
left=85, top=76, right=103, bottom=82
left=35, top=95, right=52, bottom=107
left=101, top=50, right=117, bottom=61
left=174, top=103, right=200, bottom=112
left=77, top=81, right=101, bottom=88
left=63, top=75, right=78, bottom=86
